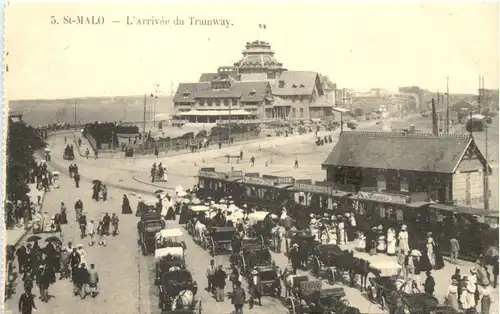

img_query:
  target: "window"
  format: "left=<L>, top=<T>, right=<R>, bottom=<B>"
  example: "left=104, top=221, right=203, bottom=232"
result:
left=199, top=99, right=205, bottom=106
left=396, top=209, right=404, bottom=221
left=207, top=99, right=213, bottom=106
left=215, top=99, right=221, bottom=106
left=292, top=84, right=297, bottom=88
left=292, top=108, right=296, bottom=117
left=299, top=108, right=304, bottom=117
left=378, top=205, right=386, bottom=218
left=223, top=99, right=230, bottom=106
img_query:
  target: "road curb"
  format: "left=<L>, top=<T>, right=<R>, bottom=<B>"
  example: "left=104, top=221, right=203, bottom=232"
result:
left=131, top=176, right=175, bottom=191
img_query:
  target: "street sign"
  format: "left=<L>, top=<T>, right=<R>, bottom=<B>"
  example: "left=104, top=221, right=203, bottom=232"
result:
left=198, top=170, right=225, bottom=180
left=242, top=176, right=275, bottom=186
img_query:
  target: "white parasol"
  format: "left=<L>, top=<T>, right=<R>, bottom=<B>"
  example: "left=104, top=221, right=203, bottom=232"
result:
left=177, top=190, right=187, bottom=197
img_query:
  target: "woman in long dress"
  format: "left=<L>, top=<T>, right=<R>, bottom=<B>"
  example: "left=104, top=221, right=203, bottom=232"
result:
left=386, top=228, right=396, bottom=256
left=122, top=194, right=132, bottom=214
left=398, top=225, right=410, bottom=255
left=426, top=232, right=436, bottom=268
left=433, top=242, right=445, bottom=270
left=444, top=279, right=460, bottom=311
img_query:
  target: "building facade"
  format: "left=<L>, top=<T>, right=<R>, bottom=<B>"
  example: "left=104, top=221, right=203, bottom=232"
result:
left=322, top=131, right=490, bottom=208
left=172, top=40, right=336, bottom=122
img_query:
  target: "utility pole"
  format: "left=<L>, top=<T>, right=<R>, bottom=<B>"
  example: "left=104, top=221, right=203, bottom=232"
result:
left=446, top=77, right=450, bottom=133
left=74, top=100, right=77, bottom=131
left=142, top=94, right=146, bottom=149
left=228, top=102, right=232, bottom=142
left=482, top=76, right=489, bottom=210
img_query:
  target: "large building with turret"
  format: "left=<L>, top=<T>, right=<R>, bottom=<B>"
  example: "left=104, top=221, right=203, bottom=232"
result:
left=173, top=40, right=335, bottom=123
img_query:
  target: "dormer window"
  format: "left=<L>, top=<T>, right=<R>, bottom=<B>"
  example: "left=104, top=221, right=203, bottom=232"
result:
left=278, top=80, right=285, bottom=88
left=300, top=84, right=305, bottom=88
left=292, top=84, right=297, bottom=88
left=183, top=90, right=191, bottom=96
left=249, top=89, right=256, bottom=95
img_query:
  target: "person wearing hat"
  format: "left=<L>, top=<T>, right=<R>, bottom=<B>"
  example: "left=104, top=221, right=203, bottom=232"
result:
left=74, top=262, right=90, bottom=299
left=337, top=216, right=346, bottom=245
left=426, top=232, right=436, bottom=268
left=480, top=284, right=492, bottom=314
left=87, top=219, right=95, bottom=246
left=289, top=243, right=300, bottom=273
left=445, top=277, right=460, bottom=310
left=248, top=268, right=262, bottom=309
left=377, top=235, right=387, bottom=253
left=460, top=276, right=477, bottom=311
left=398, top=225, right=410, bottom=255
left=212, top=264, right=227, bottom=302
left=424, top=271, right=435, bottom=296
left=387, top=228, right=396, bottom=256
left=230, top=280, right=246, bottom=314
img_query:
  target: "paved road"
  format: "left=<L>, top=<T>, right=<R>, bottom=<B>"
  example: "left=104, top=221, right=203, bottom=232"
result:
left=37, top=121, right=498, bottom=313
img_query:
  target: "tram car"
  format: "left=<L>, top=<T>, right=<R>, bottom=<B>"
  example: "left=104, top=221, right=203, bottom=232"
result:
left=137, top=212, right=165, bottom=255
left=203, top=226, right=236, bottom=256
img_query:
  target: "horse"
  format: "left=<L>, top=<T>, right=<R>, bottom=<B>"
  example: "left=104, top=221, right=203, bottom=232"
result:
left=194, top=220, right=207, bottom=244
left=350, top=256, right=379, bottom=292
left=280, top=267, right=298, bottom=298
left=172, top=289, right=195, bottom=310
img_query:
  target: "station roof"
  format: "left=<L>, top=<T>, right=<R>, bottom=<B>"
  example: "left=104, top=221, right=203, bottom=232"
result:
left=175, top=109, right=253, bottom=116
left=322, top=131, right=481, bottom=174
left=272, top=71, right=323, bottom=96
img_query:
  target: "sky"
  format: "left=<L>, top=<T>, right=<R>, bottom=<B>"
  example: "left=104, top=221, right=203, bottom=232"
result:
left=4, top=1, right=499, bottom=100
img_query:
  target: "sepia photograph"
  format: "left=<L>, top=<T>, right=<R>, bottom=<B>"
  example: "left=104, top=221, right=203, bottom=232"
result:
left=2, top=2, right=499, bottom=314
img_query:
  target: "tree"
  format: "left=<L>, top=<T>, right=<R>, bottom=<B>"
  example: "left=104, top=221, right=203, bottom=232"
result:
left=319, top=74, right=336, bottom=91
left=6, top=121, right=46, bottom=201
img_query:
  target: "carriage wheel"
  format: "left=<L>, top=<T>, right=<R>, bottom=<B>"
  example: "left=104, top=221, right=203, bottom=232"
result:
left=367, top=285, right=376, bottom=303
left=313, top=256, right=321, bottom=276
left=275, top=284, right=282, bottom=298
left=380, top=294, right=388, bottom=310
left=286, top=297, right=296, bottom=314
left=241, top=254, right=246, bottom=274
left=210, top=237, right=215, bottom=256
left=342, top=298, right=350, bottom=307
left=328, top=267, right=336, bottom=284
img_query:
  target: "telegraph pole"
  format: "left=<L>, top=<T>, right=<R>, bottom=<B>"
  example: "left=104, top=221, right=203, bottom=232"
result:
left=142, top=94, right=147, bottom=149
left=446, top=77, right=450, bottom=133
left=482, top=76, right=490, bottom=210
left=74, top=100, right=77, bottom=131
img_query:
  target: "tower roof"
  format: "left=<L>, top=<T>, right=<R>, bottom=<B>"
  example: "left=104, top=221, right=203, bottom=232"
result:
left=234, top=40, right=284, bottom=71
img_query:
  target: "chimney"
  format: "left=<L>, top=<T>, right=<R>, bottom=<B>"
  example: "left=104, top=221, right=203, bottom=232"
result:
left=431, top=98, right=439, bottom=136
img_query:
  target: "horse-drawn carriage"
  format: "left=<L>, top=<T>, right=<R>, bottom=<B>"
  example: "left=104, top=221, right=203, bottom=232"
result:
left=186, top=205, right=210, bottom=236
left=63, top=144, right=74, bottom=160
left=246, top=211, right=275, bottom=246
left=285, top=279, right=354, bottom=314
left=155, top=247, right=187, bottom=279
left=156, top=228, right=186, bottom=250
left=156, top=268, right=198, bottom=311
left=399, top=293, right=460, bottom=314
left=239, top=244, right=280, bottom=296
left=366, top=260, right=404, bottom=310
left=288, top=231, right=317, bottom=269
left=203, top=226, right=236, bottom=256
left=136, top=197, right=159, bottom=217
left=309, top=244, right=352, bottom=284
left=137, top=212, right=165, bottom=255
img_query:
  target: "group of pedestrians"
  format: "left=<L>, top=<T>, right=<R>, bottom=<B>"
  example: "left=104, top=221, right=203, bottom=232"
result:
left=206, top=259, right=263, bottom=314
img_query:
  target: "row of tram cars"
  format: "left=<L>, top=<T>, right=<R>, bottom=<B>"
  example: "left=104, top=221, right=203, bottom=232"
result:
left=135, top=201, right=202, bottom=314
left=193, top=171, right=486, bottom=314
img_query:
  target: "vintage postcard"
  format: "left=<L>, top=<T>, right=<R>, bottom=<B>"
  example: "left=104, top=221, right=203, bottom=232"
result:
left=2, top=2, right=499, bottom=314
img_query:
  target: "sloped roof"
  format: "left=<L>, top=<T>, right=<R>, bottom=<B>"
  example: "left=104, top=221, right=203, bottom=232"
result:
left=173, top=83, right=211, bottom=102
left=322, top=131, right=474, bottom=173
left=272, top=71, right=323, bottom=96
left=174, top=81, right=270, bottom=101
left=451, top=100, right=477, bottom=112
left=199, top=73, right=219, bottom=82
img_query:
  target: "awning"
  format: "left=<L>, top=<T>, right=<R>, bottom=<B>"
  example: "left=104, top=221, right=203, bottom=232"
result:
left=175, top=109, right=254, bottom=117
left=276, top=184, right=293, bottom=189
left=226, top=178, right=243, bottom=182
left=428, top=203, right=496, bottom=216
left=332, top=107, right=351, bottom=114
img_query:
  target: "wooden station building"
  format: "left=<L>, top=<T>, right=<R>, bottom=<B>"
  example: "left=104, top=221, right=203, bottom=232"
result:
left=322, top=131, right=491, bottom=212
